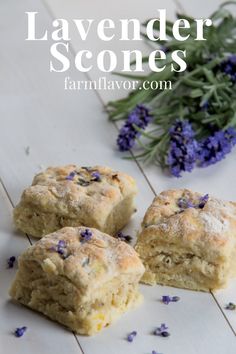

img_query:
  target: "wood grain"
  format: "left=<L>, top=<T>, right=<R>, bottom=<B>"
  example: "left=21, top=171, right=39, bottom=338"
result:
left=1, top=0, right=236, bottom=353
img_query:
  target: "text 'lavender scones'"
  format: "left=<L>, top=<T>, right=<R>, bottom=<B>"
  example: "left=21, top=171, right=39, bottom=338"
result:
left=9, top=226, right=145, bottom=335
left=135, top=189, right=236, bottom=292
left=14, top=165, right=137, bottom=238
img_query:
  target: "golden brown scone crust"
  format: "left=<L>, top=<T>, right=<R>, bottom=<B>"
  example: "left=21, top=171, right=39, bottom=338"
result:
left=20, top=226, right=144, bottom=293
left=9, top=227, right=145, bottom=334
left=136, top=189, right=236, bottom=291
left=14, top=165, right=137, bottom=237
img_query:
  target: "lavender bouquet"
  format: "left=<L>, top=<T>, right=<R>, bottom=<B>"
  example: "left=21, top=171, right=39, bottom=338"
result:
left=107, top=2, right=236, bottom=177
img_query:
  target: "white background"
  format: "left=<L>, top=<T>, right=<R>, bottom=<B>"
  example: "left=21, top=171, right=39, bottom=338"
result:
left=1, top=1, right=236, bottom=353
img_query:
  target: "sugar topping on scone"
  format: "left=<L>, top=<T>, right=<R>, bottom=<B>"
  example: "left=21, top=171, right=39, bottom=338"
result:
left=13, top=165, right=137, bottom=237
left=136, top=189, right=236, bottom=291
left=25, top=226, right=144, bottom=294
left=141, top=189, right=236, bottom=246
left=9, top=226, right=144, bottom=335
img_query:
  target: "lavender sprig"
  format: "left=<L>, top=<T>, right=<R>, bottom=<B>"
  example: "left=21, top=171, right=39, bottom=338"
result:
left=198, top=128, right=236, bottom=167
left=107, top=4, right=236, bottom=177
left=167, top=120, right=199, bottom=178
left=117, top=105, right=152, bottom=151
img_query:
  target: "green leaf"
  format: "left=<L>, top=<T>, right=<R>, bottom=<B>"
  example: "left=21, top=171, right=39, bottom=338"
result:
left=106, top=3, right=236, bottom=170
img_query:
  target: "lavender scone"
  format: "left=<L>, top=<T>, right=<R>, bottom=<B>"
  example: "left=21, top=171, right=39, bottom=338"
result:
left=9, top=227, right=145, bottom=335
left=135, top=189, right=236, bottom=291
left=14, top=165, right=137, bottom=238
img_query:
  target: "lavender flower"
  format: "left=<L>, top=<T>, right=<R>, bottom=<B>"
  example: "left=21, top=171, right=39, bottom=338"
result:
left=220, top=55, right=236, bottom=83
left=80, top=228, right=93, bottom=243
left=177, top=197, right=194, bottom=209
left=198, top=127, right=236, bottom=167
left=177, top=194, right=209, bottom=210
left=65, top=171, right=76, bottom=181
left=167, top=120, right=199, bottom=177
left=91, top=171, right=101, bottom=182
left=50, top=240, right=68, bottom=258
left=116, top=231, right=132, bottom=243
left=57, top=240, right=66, bottom=255
left=154, top=323, right=170, bottom=337
left=198, top=194, right=209, bottom=209
left=117, top=105, right=152, bottom=151
left=225, top=302, right=236, bottom=310
left=7, top=256, right=16, bottom=268
left=127, top=331, right=137, bottom=342
left=14, top=326, right=27, bottom=337
left=162, top=295, right=180, bottom=304
left=162, top=296, right=171, bottom=305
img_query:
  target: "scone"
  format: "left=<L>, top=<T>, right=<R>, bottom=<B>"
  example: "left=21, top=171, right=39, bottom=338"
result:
left=9, top=226, right=145, bottom=335
left=14, top=165, right=137, bottom=238
left=135, top=189, right=236, bottom=292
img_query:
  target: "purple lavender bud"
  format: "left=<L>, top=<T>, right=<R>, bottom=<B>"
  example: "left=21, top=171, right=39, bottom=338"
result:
left=58, top=240, right=66, bottom=248
left=177, top=197, right=194, bottom=209
left=127, top=334, right=134, bottom=342
left=197, top=127, right=236, bottom=167
left=91, top=171, right=101, bottom=182
left=226, top=302, right=236, bottom=310
left=14, top=326, right=27, bottom=337
left=159, top=324, right=168, bottom=331
left=65, top=171, right=76, bottom=181
left=220, top=55, right=236, bottom=83
left=154, top=323, right=169, bottom=336
left=127, top=331, right=137, bottom=342
left=162, top=296, right=171, bottom=305
left=7, top=256, right=16, bottom=268
left=117, top=105, right=152, bottom=151
left=167, top=120, right=199, bottom=177
left=116, top=232, right=132, bottom=243
left=80, top=228, right=93, bottom=243
left=198, top=194, right=209, bottom=209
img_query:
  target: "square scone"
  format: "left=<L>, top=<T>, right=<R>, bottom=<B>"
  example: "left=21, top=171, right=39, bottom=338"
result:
left=14, top=165, right=137, bottom=238
left=135, top=189, right=236, bottom=291
left=9, top=226, right=145, bottom=335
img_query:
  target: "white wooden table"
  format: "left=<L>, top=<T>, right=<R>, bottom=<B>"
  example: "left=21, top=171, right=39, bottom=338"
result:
left=1, top=1, right=236, bottom=353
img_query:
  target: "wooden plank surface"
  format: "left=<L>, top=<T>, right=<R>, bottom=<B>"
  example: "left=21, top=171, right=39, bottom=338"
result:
left=0, top=181, right=82, bottom=354
left=1, top=0, right=236, bottom=353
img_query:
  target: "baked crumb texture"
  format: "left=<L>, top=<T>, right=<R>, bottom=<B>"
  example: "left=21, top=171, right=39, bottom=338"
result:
left=135, top=189, right=236, bottom=292
left=13, top=165, right=137, bottom=238
left=9, top=227, right=144, bottom=335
